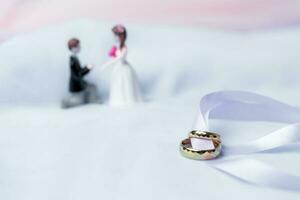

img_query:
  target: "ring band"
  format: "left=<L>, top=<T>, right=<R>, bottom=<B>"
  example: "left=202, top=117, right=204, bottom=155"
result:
left=180, top=131, right=222, bottom=160
left=189, top=130, right=220, bottom=140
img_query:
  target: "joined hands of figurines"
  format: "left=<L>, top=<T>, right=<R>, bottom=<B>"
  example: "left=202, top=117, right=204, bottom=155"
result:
left=86, top=64, right=94, bottom=70
left=99, top=24, right=143, bottom=107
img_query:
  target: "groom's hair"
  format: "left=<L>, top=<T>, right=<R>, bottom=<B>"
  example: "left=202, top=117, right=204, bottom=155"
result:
left=68, top=38, right=80, bottom=50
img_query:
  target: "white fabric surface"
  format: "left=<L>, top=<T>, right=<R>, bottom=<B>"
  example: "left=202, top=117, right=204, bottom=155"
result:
left=0, top=20, right=300, bottom=199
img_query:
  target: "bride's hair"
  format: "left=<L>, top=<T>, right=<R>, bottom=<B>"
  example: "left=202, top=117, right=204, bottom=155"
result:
left=112, top=25, right=127, bottom=49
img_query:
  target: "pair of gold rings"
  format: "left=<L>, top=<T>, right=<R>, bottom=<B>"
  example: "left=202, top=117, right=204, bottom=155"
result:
left=180, top=130, right=222, bottom=160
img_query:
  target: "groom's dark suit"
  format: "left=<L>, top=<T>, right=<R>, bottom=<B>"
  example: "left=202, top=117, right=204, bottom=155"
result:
left=69, top=55, right=90, bottom=92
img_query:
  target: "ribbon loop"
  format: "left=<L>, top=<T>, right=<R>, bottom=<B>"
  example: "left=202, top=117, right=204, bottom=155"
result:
left=193, top=91, right=300, bottom=191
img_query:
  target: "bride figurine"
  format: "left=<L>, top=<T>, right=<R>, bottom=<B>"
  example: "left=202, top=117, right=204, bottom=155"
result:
left=101, top=24, right=143, bottom=107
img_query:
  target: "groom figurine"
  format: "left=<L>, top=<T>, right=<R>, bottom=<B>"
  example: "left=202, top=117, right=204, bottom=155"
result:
left=62, top=38, right=99, bottom=108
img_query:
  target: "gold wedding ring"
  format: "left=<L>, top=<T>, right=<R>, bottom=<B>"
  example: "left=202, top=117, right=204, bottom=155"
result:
left=180, top=130, right=222, bottom=160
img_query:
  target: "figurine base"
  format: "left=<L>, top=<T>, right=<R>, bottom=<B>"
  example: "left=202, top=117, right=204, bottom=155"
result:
left=61, top=83, right=100, bottom=108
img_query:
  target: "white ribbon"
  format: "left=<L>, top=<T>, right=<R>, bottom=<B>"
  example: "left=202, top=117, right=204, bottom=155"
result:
left=193, top=91, right=300, bottom=191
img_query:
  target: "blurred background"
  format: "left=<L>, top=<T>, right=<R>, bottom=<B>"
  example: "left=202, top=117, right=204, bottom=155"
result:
left=1, top=0, right=300, bottom=39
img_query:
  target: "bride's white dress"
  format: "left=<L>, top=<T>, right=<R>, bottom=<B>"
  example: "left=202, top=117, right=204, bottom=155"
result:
left=104, top=46, right=142, bottom=107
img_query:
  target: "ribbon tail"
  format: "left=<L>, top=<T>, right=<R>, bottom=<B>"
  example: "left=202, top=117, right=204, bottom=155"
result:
left=211, top=158, right=300, bottom=191
left=223, top=123, right=300, bottom=155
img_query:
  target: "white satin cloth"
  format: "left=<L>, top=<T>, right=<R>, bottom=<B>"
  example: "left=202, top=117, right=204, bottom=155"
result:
left=193, top=91, right=300, bottom=191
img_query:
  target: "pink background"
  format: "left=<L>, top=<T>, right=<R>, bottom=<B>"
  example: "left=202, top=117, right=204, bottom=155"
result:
left=1, top=0, right=300, bottom=41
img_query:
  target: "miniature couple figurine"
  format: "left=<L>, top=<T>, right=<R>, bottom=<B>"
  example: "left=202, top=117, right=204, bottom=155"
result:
left=62, top=25, right=143, bottom=108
